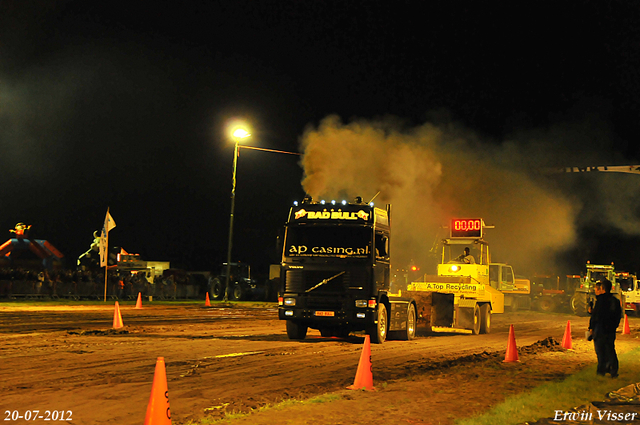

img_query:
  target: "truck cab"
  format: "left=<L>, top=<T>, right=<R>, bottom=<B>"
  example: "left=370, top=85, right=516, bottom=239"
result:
left=489, top=263, right=531, bottom=311
left=617, top=272, right=640, bottom=315
left=278, top=197, right=412, bottom=344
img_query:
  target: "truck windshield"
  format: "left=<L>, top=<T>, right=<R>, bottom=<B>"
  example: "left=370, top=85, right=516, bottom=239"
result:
left=587, top=271, right=608, bottom=282
left=284, top=226, right=371, bottom=259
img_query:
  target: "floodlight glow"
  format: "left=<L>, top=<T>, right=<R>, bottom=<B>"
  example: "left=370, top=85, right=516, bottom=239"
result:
left=321, top=200, right=326, bottom=205
left=293, top=201, right=299, bottom=206
left=331, top=200, right=336, bottom=205
left=342, top=200, right=347, bottom=205
left=226, top=119, right=252, bottom=142
left=232, top=128, right=251, bottom=139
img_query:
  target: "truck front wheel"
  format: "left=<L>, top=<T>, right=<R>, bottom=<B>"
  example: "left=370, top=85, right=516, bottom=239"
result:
left=368, top=303, right=388, bottom=344
left=286, top=320, right=308, bottom=340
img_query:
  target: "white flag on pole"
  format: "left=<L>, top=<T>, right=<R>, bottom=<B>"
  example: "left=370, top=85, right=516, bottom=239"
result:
left=99, top=210, right=116, bottom=267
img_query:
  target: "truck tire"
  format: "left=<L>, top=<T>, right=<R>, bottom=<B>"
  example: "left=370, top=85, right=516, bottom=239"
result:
left=368, top=303, right=388, bottom=344
left=232, top=283, right=245, bottom=301
left=286, top=320, right=308, bottom=340
left=571, top=293, right=589, bottom=316
left=538, top=296, right=557, bottom=313
left=479, top=304, right=491, bottom=334
left=211, top=278, right=224, bottom=300
left=472, top=305, right=481, bottom=335
left=400, top=303, right=417, bottom=341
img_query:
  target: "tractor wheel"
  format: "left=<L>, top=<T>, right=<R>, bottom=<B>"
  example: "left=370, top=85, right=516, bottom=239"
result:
left=368, top=303, right=388, bottom=344
left=286, top=320, right=308, bottom=340
left=538, top=296, right=557, bottom=313
left=571, top=293, right=589, bottom=316
left=479, top=304, right=491, bottom=334
left=232, top=283, right=245, bottom=301
left=211, top=278, right=224, bottom=300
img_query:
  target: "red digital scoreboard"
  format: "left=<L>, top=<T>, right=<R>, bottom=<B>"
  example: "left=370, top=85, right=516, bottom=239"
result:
left=450, top=218, right=483, bottom=238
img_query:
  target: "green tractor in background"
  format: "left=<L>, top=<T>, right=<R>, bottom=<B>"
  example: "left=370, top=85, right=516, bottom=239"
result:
left=570, top=262, right=624, bottom=316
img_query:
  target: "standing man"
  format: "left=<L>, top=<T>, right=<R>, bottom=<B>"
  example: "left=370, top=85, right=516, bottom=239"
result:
left=588, top=278, right=622, bottom=377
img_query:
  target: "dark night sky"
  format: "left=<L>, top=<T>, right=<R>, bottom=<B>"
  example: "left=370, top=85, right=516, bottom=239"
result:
left=2, top=1, right=640, bottom=275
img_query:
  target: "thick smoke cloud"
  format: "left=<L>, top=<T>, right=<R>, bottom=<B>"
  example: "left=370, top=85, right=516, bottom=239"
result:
left=299, top=115, right=578, bottom=275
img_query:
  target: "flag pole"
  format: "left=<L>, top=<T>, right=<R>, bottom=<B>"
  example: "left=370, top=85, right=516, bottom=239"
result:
left=103, top=208, right=109, bottom=302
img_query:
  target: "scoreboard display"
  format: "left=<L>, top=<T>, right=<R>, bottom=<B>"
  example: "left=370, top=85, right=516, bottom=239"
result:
left=450, top=218, right=483, bottom=238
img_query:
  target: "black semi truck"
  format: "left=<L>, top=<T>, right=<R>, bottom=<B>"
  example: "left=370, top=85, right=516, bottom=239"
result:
left=277, top=196, right=416, bottom=343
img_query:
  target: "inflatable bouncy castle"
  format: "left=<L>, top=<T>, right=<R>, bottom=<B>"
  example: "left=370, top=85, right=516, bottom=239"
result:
left=0, top=223, right=64, bottom=269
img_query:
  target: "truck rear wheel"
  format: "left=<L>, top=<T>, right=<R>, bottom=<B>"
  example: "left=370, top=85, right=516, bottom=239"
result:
left=286, top=320, right=308, bottom=340
left=368, top=303, right=388, bottom=344
left=401, top=304, right=417, bottom=340
left=479, top=304, right=491, bottom=334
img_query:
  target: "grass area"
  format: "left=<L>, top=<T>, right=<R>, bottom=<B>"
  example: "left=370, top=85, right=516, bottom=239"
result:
left=456, top=347, right=640, bottom=425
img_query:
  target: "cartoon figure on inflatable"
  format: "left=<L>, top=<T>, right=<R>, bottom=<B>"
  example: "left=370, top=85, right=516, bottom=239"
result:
left=9, top=222, right=32, bottom=238
left=0, top=223, right=64, bottom=268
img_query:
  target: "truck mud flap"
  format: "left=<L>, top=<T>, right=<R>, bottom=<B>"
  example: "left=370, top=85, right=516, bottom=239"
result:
left=457, top=299, right=480, bottom=334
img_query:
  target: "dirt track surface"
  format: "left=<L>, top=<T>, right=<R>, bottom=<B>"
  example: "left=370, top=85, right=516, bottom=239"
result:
left=1, top=302, right=638, bottom=425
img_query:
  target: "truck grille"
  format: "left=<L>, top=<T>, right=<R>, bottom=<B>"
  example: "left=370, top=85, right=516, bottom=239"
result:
left=285, top=270, right=366, bottom=293
left=307, top=297, right=343, bottom=311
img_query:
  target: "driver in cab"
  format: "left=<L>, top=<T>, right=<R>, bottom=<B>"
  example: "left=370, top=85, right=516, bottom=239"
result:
left=456, top=247, right=476, bottom=264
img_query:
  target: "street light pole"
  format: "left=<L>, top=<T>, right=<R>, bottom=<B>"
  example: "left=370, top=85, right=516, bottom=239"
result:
left=224, top=127, right=250, bottom=302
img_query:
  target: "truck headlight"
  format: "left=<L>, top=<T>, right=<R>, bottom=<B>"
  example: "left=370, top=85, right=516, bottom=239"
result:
left=355, top=300, right=368, bottom=308
left=284, top=297, right=296, bottom=306
left=284, top=310, right=293, bottom=316
left=449, top=265, right=460, bottom=272
left=356, top=312, right=366, bottom=319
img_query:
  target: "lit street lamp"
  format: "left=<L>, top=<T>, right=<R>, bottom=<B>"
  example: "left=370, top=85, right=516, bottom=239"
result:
left=224, top=124, right=251, bottom=302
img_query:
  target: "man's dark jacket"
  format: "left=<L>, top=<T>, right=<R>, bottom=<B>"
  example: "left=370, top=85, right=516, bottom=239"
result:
left=589, top=292, right=622, bottom=337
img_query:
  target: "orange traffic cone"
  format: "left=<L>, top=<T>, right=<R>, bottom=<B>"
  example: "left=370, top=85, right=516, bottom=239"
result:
left=135, top=292, right=143, bottom=309
left=347, top=335, right=376, bottom=391
left=144, top=357, right=171, bottom=425
left=623, top=314, right=631, bottom=335
left=205, top=292, right=211, bottom=307
left=561, top=320, right=573, bottom=349
left=503, top=324, right=519, bottom=362
left=112, top=301, right=124, bottom=329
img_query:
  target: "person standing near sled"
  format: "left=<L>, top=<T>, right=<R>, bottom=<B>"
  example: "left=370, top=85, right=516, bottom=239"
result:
left=588, top=278, right=622, bottom=377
